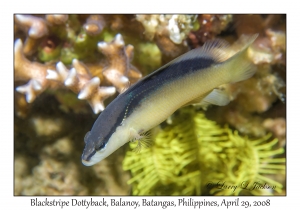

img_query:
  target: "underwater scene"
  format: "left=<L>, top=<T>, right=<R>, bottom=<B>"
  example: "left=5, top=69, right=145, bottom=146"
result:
left=14, top=14, right=286, bottom=195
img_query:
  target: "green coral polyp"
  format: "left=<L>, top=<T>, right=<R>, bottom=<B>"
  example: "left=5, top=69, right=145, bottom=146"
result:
left=123, top=108, right=285, bottom=196
left=38, top=44, right=62, bottom=62
left=136, top=42, right=162, bottom=74
left=60, top=47, right=79, bottom=65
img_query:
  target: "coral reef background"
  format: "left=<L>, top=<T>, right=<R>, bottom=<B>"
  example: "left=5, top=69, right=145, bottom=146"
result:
left=14, top=14, right=286, bottom=195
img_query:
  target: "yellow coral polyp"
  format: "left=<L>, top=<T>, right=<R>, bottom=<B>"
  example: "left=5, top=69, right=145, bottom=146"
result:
left=123, top=108, right=285, bottom=196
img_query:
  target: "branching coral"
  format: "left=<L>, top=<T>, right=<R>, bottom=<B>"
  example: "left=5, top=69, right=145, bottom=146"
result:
left=123, top=108, right=285, bottom=195
left=15, top=15, right=49, bottom=39
left=14, top=38, right=116, bottom=114
left=98, top=33, right=142, bottom=93
left=14, top=39, right=52, bottom=103
left=15, top=16, right=142, bottom=114
left=84, top=15, right=105, bottom=36
left=47, top=59, right=116, bottom=114
left=15, top=15, right=49, bottom=56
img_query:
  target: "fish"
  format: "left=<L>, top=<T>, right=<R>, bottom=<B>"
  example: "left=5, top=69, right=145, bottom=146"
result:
left=81, top=34, right=258, bottom=166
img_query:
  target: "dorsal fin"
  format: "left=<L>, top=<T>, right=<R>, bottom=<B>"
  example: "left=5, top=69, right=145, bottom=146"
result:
left=170, top=38, right=231, bottom=64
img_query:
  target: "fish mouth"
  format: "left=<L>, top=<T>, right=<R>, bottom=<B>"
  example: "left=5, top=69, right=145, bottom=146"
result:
left=82, top=158, right=94, bottom=166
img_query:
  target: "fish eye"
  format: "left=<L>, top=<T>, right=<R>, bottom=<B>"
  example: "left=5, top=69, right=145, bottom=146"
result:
left=84, top=131, right=91, bottom=144
left=95, top=142, right=106, bottom=151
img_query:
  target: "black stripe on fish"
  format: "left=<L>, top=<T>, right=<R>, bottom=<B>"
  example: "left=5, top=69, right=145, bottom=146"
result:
left=124, top=57, right=216, bottom=115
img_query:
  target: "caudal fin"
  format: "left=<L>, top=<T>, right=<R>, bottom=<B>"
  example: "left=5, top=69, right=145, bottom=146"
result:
left=225, top=34, right=258, bottom=84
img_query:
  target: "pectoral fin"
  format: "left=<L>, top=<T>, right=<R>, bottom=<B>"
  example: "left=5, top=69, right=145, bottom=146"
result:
left=129, top=128, right=152, bottom=152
